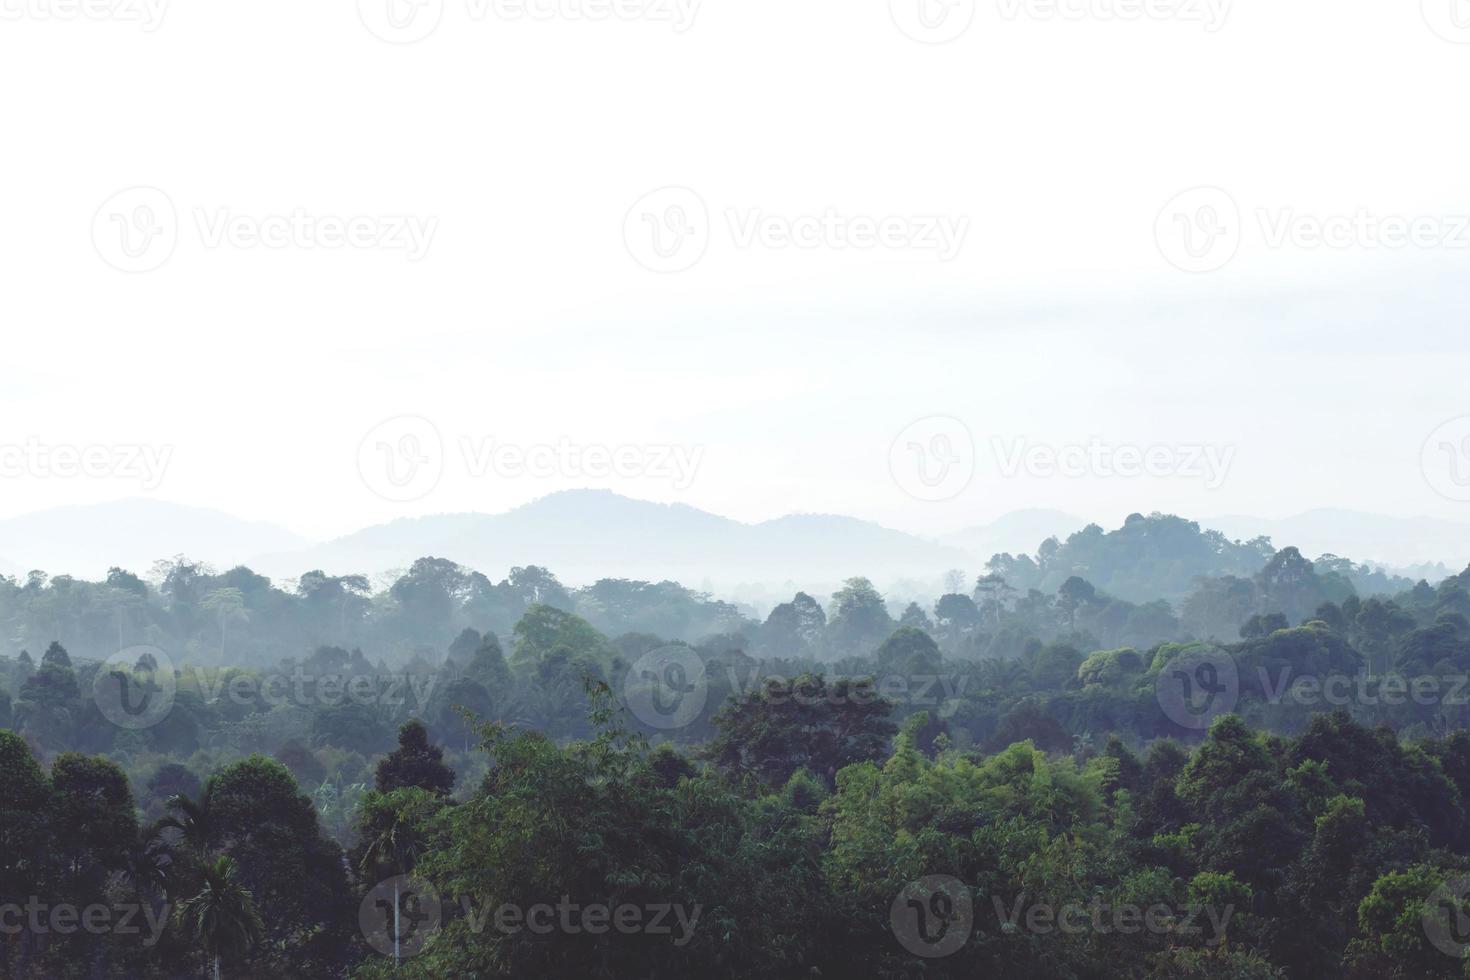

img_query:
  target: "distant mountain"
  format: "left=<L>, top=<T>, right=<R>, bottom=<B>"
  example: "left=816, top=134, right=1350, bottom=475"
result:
left=943, top=509, right=1088, bottom=563
left=1199, top=509, right=1470, bottom=571
left=0, top=499, right=310, bottom=579
left=252, top=489, right=973, bottom=589
left=8, top=495, right=1467, bottom=598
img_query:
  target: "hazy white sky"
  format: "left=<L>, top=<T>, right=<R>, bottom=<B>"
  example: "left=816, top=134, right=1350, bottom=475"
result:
left=3, top=0, right=1470, bottom=541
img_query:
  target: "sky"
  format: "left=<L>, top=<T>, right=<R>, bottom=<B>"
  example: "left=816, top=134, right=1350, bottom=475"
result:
left=3, top=0, right=1470, bottom=542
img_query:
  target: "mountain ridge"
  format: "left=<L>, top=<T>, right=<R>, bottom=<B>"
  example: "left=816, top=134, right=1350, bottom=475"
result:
left=2, top=493, right=1468, bottom=588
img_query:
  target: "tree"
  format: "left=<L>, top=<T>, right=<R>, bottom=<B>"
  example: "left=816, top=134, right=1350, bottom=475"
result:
left=16, top=642, right=81, bottom=749
left=446, top=627, right=482, bottom=667
left=757, top=592, right=827, bottom=657
left=934, top=593, right=981, bottom=647
left=510, top=604, right=608, bottom=674
left=465, top=632, right=511, bottom=694
left=204, top=756, right=353, bottom=972
left=1057, top=576, right=1098, bottom=629
left=144, top=763, right=201, bottom=821
left=175, top=855, right=265, bottom=980
left=375, top=719, right=456, bottom=796
left=874, top=626, right=943, bottom=677
left=897, top=601, right=934, bottom=632
left=827, top=578, right=894, bottom=656
left=704, top=673, right=896, bottom=785
left=201, top=588, right=250, bottom=657
left=352, top=787, right=446, bottom=968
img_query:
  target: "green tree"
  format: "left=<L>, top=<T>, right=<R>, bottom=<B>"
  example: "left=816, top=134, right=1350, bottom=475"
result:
left=375, top=719, right=456, bottom=796
left=175, top=855, right=265, bottom=980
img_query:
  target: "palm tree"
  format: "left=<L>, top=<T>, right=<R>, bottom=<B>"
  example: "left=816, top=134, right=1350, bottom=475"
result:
left=358, top=799, right=430, bottom=968
left=152, top=787, right=216, bottom=858
left=175, top=855, right=263, bottom=980
left=201, top=588, right=249, bottom=658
